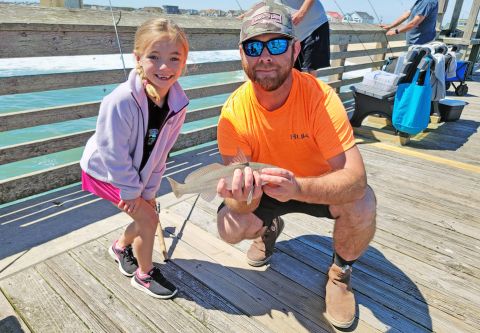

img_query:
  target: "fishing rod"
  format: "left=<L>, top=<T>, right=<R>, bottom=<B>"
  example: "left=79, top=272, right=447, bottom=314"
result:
left=234, top=0, right=243, bottom=12
left=108, top=0, right=128, bottom=81
left=365, top=0, right=395, bottom=57
left=331, top=0, right=391, bottom=65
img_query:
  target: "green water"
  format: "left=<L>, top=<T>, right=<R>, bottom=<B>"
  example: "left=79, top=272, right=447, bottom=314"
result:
left=0, top=71, right=242, bottom=180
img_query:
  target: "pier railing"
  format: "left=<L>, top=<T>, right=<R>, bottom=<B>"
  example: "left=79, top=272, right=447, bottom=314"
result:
left=0, top=7, right=407, bottom=204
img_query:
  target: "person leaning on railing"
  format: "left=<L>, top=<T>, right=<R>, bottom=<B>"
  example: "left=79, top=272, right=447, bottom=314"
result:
left=216, top=1, right=377, bottom=329
left=381, top=0, right=438, bottom=46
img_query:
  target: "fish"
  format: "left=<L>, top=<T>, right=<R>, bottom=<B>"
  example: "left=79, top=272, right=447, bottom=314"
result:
left=167, top=149, right=275, bottom=203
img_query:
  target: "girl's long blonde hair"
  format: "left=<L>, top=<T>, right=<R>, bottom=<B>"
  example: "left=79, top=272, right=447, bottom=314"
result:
left=134, top=18, right=189, bottom=103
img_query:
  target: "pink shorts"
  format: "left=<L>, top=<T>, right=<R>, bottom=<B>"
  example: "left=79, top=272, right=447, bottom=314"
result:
left=81, top=170, right=121, bottom=205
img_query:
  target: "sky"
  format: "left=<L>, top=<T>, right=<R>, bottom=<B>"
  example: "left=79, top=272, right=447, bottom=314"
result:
left=3, top=0, right=475, bottom=24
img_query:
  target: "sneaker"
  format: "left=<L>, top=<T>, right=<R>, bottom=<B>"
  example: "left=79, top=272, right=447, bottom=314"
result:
left=324, top=263, right=356, bottom=328
left=108, top=240, right=138, bottom=277
left=131, top=266, right=178, bottom=299
left=247, top=216, right=285, bottom=267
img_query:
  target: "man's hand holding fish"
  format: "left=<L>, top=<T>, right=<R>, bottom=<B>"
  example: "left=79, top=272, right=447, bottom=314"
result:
left=259, top=168, right=300, bottom=203
left=217, top=166, right=263, bottom=209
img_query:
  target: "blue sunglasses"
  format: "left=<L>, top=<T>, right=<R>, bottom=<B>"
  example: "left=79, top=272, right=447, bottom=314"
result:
left=242, top=38, right=292, bottom=57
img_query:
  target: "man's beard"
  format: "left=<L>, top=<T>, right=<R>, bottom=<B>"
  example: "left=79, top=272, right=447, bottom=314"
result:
left=242, top=51, right=294, bottom=91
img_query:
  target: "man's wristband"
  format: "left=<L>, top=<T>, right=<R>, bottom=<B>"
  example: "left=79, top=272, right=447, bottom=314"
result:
left=395, top=28, right=399, bottom=34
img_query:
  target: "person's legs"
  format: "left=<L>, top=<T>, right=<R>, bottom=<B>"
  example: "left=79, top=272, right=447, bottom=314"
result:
left=294, top=21, right=331, bottom=74
left=119, top=200, right=177, bottom=299
left=329, top=185, right=377, bottom=262
left=324, top=185, right=377, bottom=328
left=217, top=195, right=332, bottom=266
left=118, top=200, right=158, bottom=274
left=217, top=205, right=266, bottom=244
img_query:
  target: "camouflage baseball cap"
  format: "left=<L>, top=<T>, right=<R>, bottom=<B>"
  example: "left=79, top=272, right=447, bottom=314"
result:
left=240, top=0, right=294, bottom=44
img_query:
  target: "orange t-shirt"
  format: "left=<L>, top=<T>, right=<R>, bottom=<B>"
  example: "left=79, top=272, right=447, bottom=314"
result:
left=217, top=70, right=355, bottom=177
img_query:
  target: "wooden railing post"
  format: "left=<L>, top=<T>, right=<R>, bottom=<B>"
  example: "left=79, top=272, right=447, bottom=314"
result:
left=329, top=43, right=348, bottom=92
left=374, top=41, right=387, bottom=69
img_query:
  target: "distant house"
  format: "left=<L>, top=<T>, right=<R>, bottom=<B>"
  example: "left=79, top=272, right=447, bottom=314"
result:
left=181, top=9, right=199, bottom=15
left=40, top=0, right=83, bottom=8
left=226, top=9, right=243, bottom=17
left=163, top=5, right=180, bottom=14
left=144, top=7, right=163, bottom=13
left=343, top=11, right=375, bottom=24
left=199, top=9, right=226, bottom=17
left=326, top=11, right=343, bottom=23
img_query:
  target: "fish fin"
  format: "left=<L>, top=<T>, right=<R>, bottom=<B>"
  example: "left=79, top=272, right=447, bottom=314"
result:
left=230, top=148, right=249, bottom=165
left=167, top=177, right=184, bottom=198
left=200, top=191, right=217, bottom=202
left=185, top=163, right=224, bottom=183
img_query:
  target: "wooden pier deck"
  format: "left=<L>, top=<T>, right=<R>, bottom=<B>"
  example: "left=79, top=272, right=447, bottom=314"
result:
left=1, top=83, right=479, bottom=332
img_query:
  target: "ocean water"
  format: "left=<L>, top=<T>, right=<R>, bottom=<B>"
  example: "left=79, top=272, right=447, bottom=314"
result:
left=0, top=51, right=368, bottom=180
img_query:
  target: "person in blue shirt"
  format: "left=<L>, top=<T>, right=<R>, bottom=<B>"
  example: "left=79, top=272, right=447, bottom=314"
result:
left=381, top=0, right=438, bottom=45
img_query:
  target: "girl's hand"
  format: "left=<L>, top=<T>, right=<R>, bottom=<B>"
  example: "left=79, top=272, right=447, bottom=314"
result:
left=260, top=168, right=300, bottom=202
left=145, top=198, right=157, bottom=210
left=118, top=197, right=142, bottom=214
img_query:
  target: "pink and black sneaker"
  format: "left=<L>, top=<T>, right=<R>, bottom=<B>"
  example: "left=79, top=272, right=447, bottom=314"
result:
left=131, top=266, right=177, bottom=299
left=108, top=240, right=138, bottom=277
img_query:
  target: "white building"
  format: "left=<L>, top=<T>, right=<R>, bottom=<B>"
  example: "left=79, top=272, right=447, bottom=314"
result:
left=342, top=11, right=375, bottom=24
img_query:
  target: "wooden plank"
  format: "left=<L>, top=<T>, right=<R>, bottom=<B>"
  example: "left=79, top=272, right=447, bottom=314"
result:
left=0, top=269, right=90, bottom=332
left=0, top=162, right=80, bottom=204
left=160, top=209, right=381, bottom=333
left=0, top=131, right=92, bottom=165
left=354, top=126, right=406, bottom=145
left=90, top=235, right=272, bottom=333
left=1, top=80, right=238, bottom=132
left=174, top=196, right=480, bottom=331
left=185, top=105, right=222, bottom=123
left=0, top=24, right=240, bottom=57
left=0, top=102, right=100, bottom=132
left=174, top=125, right=217, bottom=151
left=290, top=215, right=480, bottom=331
left=315, top=60, right=384, bottom=77
left=0, top=290, right=31, bottom=333
left=284, top=216, right=479, bottom=332
left=0, top=61, right=242, bottom=96
left=329, top=28, right=405, bottom=45
left=40, top=254, right=187, bottom=333
left=166, top=200, right=437, bottom=332
left=329, top=43, right=348, bottom=84
left=186, top=81, right=244, bottom=100
left=331, top=46, right=407, bottom=60
left=328, top=77, right=363, bottom=89
left=157, top=213, right=333, bottom=332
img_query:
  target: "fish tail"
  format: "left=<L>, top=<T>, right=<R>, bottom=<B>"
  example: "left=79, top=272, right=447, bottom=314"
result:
left=167, top=177, right=184, bottom=198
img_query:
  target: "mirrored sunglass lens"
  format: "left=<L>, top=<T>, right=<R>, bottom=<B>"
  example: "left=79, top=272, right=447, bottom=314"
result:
left=267, top=39, right=289, bottom=55
left=245, top=41, right=264, bottom=56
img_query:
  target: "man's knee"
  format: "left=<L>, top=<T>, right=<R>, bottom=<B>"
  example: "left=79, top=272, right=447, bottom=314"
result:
left=330, top=185, right=377, bottom=225
left=217, top=206, right=264, bottom=244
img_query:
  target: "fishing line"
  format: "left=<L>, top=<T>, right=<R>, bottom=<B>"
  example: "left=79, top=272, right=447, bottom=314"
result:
left=331, top=0, right=376, bottom=64
left=234, top=0, right=243, bottom=11
left=108, top=0, right=128, bottom=81
left=365, top=0, right=395, bottom=57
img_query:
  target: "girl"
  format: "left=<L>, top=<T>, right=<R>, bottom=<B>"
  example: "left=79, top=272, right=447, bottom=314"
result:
left=80, top=18, right=189, bottom=299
